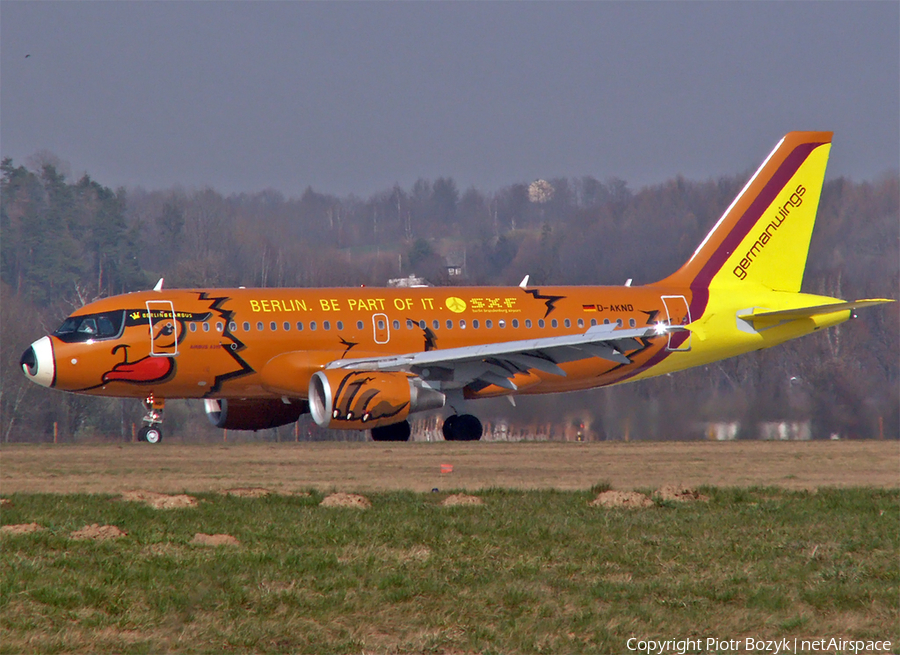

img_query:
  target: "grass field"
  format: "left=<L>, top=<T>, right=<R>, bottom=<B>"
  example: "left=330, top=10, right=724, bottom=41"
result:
left=1, top=487, right=898, bottom=654
left=1, top=440, right=898, bottom=494
left=1, top=442, right=898, bottom=654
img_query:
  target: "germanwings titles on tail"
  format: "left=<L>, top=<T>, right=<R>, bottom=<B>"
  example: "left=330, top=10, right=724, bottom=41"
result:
left=20, top=132, right=894, bottom=443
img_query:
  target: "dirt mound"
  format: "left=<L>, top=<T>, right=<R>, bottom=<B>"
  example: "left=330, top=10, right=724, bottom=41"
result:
left=1, top=523, right=44, bottom=535
left=320, top=492, right=371, bottom=509
left=219, top=487, right=271, bottom=498
left=0, top=498, right=11, bottom=508
left=440, top=493, right=484, bottom=507
left=590, top=490, right=653, bottom=509
left=120, top=490, right=198, bottom=509
left=70, top=524, right=127, bottom=540
left=191, top=533, right=240, bottom=547
left=655, top=485, right=709, bottom=502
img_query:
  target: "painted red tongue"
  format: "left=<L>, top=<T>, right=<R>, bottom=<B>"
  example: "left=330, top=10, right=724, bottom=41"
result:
left=103, top=356, right=172, bottom=382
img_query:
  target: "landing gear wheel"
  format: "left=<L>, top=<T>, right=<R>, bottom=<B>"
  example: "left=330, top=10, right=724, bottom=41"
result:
left=442, top=414, right=483, bottom=441
left=371, top=421, right=411, bottom=442
left=144, top=426, right=163, bottom=444
left=137, top=426, right=149, bottom=442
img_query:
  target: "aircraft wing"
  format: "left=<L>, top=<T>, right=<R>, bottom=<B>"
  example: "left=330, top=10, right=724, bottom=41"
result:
left=737, top=298, right=895, bottom=327
left=325, top=323, right=688, bottom=392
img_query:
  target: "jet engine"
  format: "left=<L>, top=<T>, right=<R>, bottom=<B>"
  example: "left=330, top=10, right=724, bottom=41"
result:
left=309, top=370, right=444, bottom=429
left=204, top=398, right=308, bottom=431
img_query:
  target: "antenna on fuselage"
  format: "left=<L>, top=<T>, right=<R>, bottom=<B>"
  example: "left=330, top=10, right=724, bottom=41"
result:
left=624, top=278, right=633, bottom=287
left=519, top=275, right=530, bottom=289
left=153, top=278, right=164, bottom=291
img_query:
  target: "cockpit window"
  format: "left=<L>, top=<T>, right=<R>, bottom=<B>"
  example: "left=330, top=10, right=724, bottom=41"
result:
left=54, top=310, right=125, bottom=343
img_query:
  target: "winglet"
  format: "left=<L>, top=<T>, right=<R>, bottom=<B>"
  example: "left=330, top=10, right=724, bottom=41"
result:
left=153, top=278, right=164, bottom=291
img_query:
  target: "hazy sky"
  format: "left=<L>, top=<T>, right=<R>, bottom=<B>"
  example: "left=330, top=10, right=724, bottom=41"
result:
left=2, top=2, right=898, bottom=197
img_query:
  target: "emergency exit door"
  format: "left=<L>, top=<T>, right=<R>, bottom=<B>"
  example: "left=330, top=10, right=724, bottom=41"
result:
left=661, top=295, right=691, bottom=351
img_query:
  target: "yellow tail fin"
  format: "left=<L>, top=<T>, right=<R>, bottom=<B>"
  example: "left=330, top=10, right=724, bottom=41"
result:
left=656, top=132, right=832, bottom=292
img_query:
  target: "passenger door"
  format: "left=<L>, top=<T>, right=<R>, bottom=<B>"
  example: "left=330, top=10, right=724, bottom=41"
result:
left=146, top=300, right=179, bottom=356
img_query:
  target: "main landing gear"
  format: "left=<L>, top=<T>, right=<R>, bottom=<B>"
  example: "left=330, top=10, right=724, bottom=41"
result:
left=442, top=414, right=483, bottom=441
left=138, top=394, right=165, bottom=444
left=371, top=420, right=412, bottom=442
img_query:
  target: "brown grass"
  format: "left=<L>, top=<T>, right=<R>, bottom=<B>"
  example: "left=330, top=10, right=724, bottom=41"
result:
left=119, top=490, right=198, bottom=508
left=1, top=440, right=897, bottom=494
left=190, top=532, right=240, bottom=547
left=320, top=492, right=372, bottom=508
left=69, top=524, right=127, bottom=540
left=589, top=490, right=653, bottom=508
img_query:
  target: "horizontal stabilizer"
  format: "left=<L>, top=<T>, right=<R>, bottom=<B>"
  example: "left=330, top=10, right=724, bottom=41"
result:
left=738, top=298, right=895, bottom=325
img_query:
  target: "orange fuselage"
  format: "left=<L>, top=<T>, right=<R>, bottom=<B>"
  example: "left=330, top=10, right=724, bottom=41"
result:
left=45, top=284, right=696, bottom=401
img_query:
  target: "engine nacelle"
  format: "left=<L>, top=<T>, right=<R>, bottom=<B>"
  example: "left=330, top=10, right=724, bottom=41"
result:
left=309, top=370, right=444, bottom=429
left=204, top=398, right=308, bottom=431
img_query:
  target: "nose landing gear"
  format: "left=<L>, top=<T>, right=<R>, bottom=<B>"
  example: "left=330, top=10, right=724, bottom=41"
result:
left=138, top=394, right=165, bottom=444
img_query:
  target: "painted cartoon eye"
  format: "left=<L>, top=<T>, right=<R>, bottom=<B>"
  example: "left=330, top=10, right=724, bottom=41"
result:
left=332, top=409, right=339, bottom=418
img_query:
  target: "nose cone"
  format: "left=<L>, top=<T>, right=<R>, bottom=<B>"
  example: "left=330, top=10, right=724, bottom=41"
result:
left=21, top=336, right=55, bottom=387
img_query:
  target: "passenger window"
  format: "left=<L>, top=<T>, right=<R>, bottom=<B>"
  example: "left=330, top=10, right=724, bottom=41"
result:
left=590, top=318, right=597, bottom=327
left=538, top=319, right=545, bottom=328
left=629, top=318, right=636, bottom=327
left=511, top=319, right=518, bottom=328
left=551, top=319, right=558, bottom=328
left=419, top=320, right=426, bottom=329
left=324, top=321, right=331, bottom=330
left=525, top=319, right=532, bottom=328
left=473, top=320, right=480, bottom=329
left=357, top=321, right=364, bottom=330
left=499, top=320, right=506, bottom=328
left=284, top=322, right=291, bottom=331
left=616, top=319, right=623, bottom=327
left=485, top=320, right=493, bottom=328
left=603, top=318, right=611, bottom=325
left=203, top=323, right=210, bottom=332
left=297, top=322, right=304, bottom=331
left=564, top=319, right=571, bottom=328
left=446, top=320, right=453, bottom=329
left=310, top=321, right=317, bottom=331
left=377, top=320, right=385, bottom=330
left=190, top=323, right=197, bottom=332
left=257, top=322, right=264, bottom=331
left=230, top=322, right=237, bottom=332
left=393, top=320, right=399, bottom=330
left=270, top=321, right=277, bottom=331
left=460, top=320, right=466, bottom=329
left=243, top=322, right=250, bottom=331
left=407, top=319, right=414, bottom=329
left=337, top=321, right=344, bottom=330
left=216, top=322, right=223, bottom=332
left=578, top=318, right=584, bottom=328
left=432, top=320, right=439, bottom=330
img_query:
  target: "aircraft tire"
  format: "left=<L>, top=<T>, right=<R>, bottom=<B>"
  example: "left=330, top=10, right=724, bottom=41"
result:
left=371, top=421, right=411, bottom=442
left=144, top=427, right=163, bottom=444
left=441, top=415, right=458, bottom=441
left=443, top=414, right=482, bottom=441
left=137, top=426, right=148, bottom=442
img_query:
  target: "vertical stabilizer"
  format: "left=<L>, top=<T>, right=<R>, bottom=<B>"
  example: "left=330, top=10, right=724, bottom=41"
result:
left=655, top=132, right=832, bottom=292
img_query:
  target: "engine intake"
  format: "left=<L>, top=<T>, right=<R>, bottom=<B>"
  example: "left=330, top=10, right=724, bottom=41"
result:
left=309, top=370, right=444, bottom=429
left=204, top=398, right=308, bottom=431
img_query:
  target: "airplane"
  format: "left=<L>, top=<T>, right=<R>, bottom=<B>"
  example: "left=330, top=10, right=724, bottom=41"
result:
left=19, top=132, right=894, bottom=443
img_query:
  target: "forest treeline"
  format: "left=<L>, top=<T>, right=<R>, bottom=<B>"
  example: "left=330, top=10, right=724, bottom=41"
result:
left=1, top=155, right=897, bottom=442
